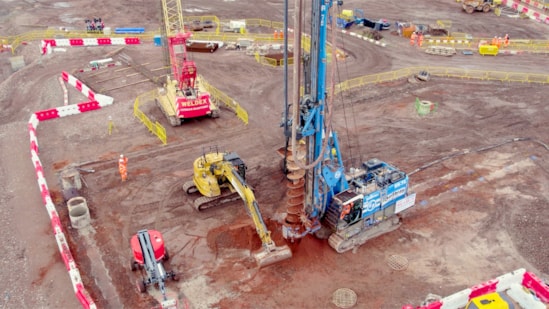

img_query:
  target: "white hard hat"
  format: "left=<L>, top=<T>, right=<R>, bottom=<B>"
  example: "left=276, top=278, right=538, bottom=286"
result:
left=120, top=154, right=124, bottom=157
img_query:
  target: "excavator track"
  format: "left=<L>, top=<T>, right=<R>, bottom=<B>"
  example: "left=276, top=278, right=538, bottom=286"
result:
left=193, top=191, right=241, bottom=211
left=155, top=98, right=181, bottom=127
left=328, top=217, right=401, bottom=253
left=210, top=106, right=220, bottom=118
left=182, top=181, right=198, bottom=194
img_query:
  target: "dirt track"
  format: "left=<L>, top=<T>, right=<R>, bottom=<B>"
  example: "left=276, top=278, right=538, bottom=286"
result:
left=0, top=0, right=548, bottom=308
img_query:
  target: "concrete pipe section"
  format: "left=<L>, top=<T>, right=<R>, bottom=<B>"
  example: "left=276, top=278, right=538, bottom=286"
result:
left=67, top=196, right=91, bottom=229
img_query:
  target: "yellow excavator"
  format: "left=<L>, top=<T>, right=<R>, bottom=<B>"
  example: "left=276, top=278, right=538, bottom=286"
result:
left=462, top=0, right=502, bottom=14
left=183, top=150, right=293, bottom=267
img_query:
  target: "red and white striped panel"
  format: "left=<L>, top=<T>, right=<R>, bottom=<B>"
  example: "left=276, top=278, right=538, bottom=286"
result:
left=41, top=37, right=140, bottom=54
left=34, top=72, right=113, bottom=121
left=28, top=114, right=97, bottom=309
left=520, top=0, right=547, bottom=10
left=501, top=0, right=549, bottom=24
left=402, top=268, right=549, bottom=309
left=61, top=71, right=96, bottom=101
left=26, top=70, right=116, bottom=308
left=498, top=49, right=523, bottom=55
left=61, top=71, right=113, bottom=107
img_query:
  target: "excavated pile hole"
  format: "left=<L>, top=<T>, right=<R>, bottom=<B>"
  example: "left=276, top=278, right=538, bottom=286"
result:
left=206, top=219, right=286, bottom=253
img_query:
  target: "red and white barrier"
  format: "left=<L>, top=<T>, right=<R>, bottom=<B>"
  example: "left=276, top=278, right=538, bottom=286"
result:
left=41, top=37, right=140, bottom=55
left=517, top=0, right=548, bottom=11
left=498, top=49, right=524, bottom=55
left=403, top=268, right=549, bottom=309
left=501, top=0, right=549, bottom=24
left=61, top=71, right=113, bottom=106
left=59, top=77, right=68, bottom=106
left=28, top=72, right=114, bottom=309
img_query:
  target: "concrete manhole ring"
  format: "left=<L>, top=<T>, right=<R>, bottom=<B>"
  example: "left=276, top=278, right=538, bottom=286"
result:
left=387, top=254, right=409, bottom=271
left=332, top=288, right=357, bottom=308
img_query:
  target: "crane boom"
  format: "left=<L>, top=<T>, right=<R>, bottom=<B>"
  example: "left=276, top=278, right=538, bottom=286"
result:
left=161, top=0, right=193, bottom=90
left=161, top=0, right=184, bottom=37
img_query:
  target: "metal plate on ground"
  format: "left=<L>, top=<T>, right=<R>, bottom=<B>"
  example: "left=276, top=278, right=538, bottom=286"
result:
left=387, top=254, right=409, bottom=271
left=332, top=288, right=357, bottom=308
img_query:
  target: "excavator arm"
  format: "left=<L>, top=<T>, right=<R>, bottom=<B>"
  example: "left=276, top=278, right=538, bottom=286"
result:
left=225, top=165, right=275, bottom=247
left=221, top=163, right=293, bottom=267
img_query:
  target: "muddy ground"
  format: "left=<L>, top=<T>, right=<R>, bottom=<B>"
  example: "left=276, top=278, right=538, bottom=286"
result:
left=0, top=0, right=548, bottom=308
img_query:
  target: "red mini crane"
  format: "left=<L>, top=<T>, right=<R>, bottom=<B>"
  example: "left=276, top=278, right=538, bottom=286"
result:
left=156, top=0, right=219, bottom=126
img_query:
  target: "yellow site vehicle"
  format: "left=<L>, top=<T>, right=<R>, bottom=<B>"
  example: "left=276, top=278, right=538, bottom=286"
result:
left=183, top=150, right=293, bottom=267
left=463, top=0, right=502, bottom=14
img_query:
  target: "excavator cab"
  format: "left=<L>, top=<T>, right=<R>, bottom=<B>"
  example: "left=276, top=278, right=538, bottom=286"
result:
left=225, top=152, right=246, bottom=180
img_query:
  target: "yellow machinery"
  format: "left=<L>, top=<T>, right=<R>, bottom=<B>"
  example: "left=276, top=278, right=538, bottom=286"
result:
left=465, top=292, right=514, bottom=309
left=183, top=150, right=293, bottom=267
left=462, top=0, right=502, bottom=13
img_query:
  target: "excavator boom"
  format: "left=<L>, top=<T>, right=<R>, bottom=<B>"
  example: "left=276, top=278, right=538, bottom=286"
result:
left=223, top=163, right=293, bottom=267
left=184, top=151, right=292, bottom=267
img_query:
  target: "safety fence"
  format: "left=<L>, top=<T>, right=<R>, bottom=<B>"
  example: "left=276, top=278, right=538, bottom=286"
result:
left=425, top=36, right=549, bottom=52
left=199, top=75, right=249, bottom=124
left=334, top=66, right=549, bottom=94
left=1, top=16, right=348, bottom=55
left=1, top=29, right=156, bottom=53
left=3, top=16, right=548, bottom=54
left=255, top=52, right=295, bottom=67
left=133, top=90, right=168, bottom=145
left=131, top=75, right=248, bottom=144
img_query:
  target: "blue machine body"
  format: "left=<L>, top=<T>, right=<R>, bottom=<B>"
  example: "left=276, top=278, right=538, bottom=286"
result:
left=282, top=1, right=415, bottom=247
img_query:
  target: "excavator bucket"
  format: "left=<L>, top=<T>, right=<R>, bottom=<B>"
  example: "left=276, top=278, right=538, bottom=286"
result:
left=253, top=244, right=293, bottom=268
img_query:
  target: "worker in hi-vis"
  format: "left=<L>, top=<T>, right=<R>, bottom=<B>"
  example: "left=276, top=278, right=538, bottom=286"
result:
left=119, top=154, right=128, bottom=182
left=410, top=32, right=417, bottom=46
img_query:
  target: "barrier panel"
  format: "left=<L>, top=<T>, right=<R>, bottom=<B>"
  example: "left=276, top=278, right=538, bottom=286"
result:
left=525, top=73, right=549, bottom=83
left=199, top=75, right=249, bottom=125
left=260, top=56, right=279, bottom=67
left=133, top=91, right=167, bottom=145
left=405, top=269, right=549, bottom=309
